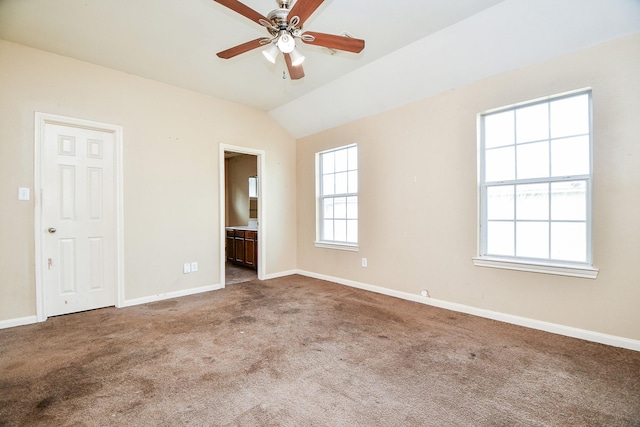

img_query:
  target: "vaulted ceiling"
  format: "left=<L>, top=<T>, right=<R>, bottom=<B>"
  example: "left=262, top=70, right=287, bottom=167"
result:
left=1, top=0, right=639, bottom=138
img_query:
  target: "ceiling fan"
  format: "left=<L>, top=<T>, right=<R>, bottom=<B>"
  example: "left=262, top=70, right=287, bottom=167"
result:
left=213, top=0, right=365, bottom=80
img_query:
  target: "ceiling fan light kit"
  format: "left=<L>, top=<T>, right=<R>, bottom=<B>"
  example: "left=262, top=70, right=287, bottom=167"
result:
left=214, top=0, right=365, bottom=80
left=262, top=43, right=279, bottom=64
left=288, top=48, right=305, bottom=66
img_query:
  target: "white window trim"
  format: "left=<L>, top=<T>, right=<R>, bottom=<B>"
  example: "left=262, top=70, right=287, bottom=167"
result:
left=475, top=89, right=597, bottom=278
left=315, top=144, right=359, bottom=249
left=314, top=241, right=360, bottom=251
left=472, top=256, right=598, bottom=279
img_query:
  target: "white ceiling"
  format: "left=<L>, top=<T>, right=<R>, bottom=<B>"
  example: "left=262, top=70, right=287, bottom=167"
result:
left=1, top=0, right=639, bottom=138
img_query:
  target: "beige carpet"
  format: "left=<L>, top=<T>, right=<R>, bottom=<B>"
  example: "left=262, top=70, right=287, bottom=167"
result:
left=1, top=275, right=639, bottom=426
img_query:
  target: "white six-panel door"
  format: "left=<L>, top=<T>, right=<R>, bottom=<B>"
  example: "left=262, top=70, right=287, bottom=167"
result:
left=42, top=122, right=116, bottom=316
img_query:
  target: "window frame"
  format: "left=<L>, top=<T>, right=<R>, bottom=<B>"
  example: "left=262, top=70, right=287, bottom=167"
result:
left=474, top=89, right=598, bottom=278
left=315, top=143, right=359, bottom=251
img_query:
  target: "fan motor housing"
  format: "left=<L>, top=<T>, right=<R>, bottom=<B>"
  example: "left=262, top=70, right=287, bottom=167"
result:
left=267, top=8, right=290, bottom=30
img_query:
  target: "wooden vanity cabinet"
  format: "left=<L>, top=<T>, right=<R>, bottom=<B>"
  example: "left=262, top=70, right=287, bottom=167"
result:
left=226, top=228, right=258, bottom=270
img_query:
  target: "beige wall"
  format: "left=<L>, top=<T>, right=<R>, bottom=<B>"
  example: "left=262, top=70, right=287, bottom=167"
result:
left=0, top=40, right=296, bottom=320
left=225, top=155, right=257, bottom=227
left=297, top=34, right=640, bottom=341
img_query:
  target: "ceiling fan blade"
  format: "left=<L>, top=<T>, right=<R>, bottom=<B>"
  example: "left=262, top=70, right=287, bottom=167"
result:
left=288, top=0, right=324, bottom=27
left=213, top=0, right=269, bottom=25
left=217, top=38, right=266, bottom=59
left=301, top=31, right=365, bottom=53
left=284, top=53, right=305, bottom=80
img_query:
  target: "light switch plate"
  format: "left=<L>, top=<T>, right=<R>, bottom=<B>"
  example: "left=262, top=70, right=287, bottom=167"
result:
left=183, top=263, right=191, bottom=274
left=18, top=187, right=30, bottom=201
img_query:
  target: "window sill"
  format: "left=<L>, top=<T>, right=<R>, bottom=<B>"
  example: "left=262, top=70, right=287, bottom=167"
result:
left=472, top=257, right=599, bottom=279
left=314, top=241, right=360, bottom=252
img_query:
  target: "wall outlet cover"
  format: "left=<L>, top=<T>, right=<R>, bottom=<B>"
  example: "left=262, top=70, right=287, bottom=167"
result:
left=18, top=187, right=30, bottom=201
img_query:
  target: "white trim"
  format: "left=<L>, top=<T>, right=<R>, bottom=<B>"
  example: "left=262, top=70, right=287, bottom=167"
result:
left=295, top=270, right=639, bottom=352
left=219, top=144, right=266, bottom=287
left=316, top=144, right=359, bottom=247
left=314, top=242, right=359, bottom=252
left=477, top=90, right=594, bottom=268
left=472, top=257, right=599, bottom=279
left=34, top=112, right=125, bottom=322
left=0, top=316, right=38, bottom=330
left=120, top=284, right=223, bottom=308
left=263, top=269, right=298, bottom=280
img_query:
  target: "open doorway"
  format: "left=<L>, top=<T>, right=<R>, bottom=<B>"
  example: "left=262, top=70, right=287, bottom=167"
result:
left=219, top=145, right=265, bottom=287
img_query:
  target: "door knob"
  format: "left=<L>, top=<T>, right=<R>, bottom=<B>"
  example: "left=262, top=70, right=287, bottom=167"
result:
left=48, top=227, right=56, bottom=233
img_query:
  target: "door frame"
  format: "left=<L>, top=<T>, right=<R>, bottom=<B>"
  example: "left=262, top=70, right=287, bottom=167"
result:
left=219, top=144, right=266, bottom=287
left=34, top=112, right=125, bottom=322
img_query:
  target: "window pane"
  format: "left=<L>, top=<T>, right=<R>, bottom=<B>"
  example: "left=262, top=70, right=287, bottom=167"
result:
left=516, top=141, right=549, bottom=179
left=335, top=149, right=348, bottom=172
left=487, top=185, right=514, bottom=220
left=516, top=103, right=549, bottom=143
left=346, top=220, right=358, bottom=243
left=551, top=222, right=586, bottom=262
left=322, top=151, right=334, bottom=174
left=334, top=197, right=347, bottom=219
left=322, top=220, right=334, bottom=241
left=346, top=196, right=358, bottom=219
left=248, top=176, right=258, bottom=198
left=516, top=183, right=549, bottom=220
left=550, top=94, right=589, bottom=138
left=348, top=146, right=358, bottom=170
left=516, top=222, right=549, bottom=259
left=322, top=174, right=334, bottom=196
left=348, top=171, right=358, bottom=193
left=323, top=198, right=334, bottom=219
left=480, top=92, right=591, bottom=265
left=334, top=220, right=347, bottom=241
left=487, top=221, right=514, bottom=256
left=485, top=146, right=515, bottom=182
left=484, top=111, right=514, bottom=148
left=318, top=144, right=358, bottom=245
left=551, top=136, right=589, bottom=177
left=335, top=171, right=348, bottom=194
left=551, top=181, right=586, bottom=221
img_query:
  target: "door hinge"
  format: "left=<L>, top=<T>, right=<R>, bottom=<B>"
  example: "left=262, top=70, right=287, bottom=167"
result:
left=48, top=258, right=53, bottom=270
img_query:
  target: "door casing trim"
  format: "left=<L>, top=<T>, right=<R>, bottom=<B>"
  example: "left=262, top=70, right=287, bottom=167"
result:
left=219, top=144, right=266, bottom=287
left=34, top=112, right=124, bottom=321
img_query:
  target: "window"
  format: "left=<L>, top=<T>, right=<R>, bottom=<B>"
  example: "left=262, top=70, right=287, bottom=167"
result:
left=248, top=176, right=258, bottom=219
left=248, top=176, right=258, bottom=198
left=475, top=90, right=598, bottom=278
left=316, top=144, right=358, bottom=249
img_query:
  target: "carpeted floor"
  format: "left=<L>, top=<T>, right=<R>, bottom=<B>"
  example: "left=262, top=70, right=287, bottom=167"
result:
left=1, top=275, right=639, bottom=426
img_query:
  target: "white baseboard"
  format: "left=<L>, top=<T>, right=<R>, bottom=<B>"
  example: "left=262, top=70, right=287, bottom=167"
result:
left=263, top=269, right=299, bottom=280
left=0, top=315, right=38, bottom=330
left=5, top=273, right=638, bottom=353
left=120, top=283, right=223, bottom=308
left=295, top=269, right=640, bottom=352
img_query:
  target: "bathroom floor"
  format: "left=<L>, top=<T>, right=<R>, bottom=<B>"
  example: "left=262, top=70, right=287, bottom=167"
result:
left=225, top=261, right=257, bottom=285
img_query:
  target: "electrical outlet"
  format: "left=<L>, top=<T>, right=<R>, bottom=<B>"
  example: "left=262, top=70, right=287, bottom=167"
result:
left=191, top=262, right=198, bottom=272
left=183, top=263, right=191, bottom=274
left=18, top=187, right=30, bottom=201
left=361, top=258, right=367, bottom=268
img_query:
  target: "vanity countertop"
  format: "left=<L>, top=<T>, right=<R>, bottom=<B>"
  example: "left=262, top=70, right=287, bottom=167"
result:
left=226, top=226, right=258, bottom=231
